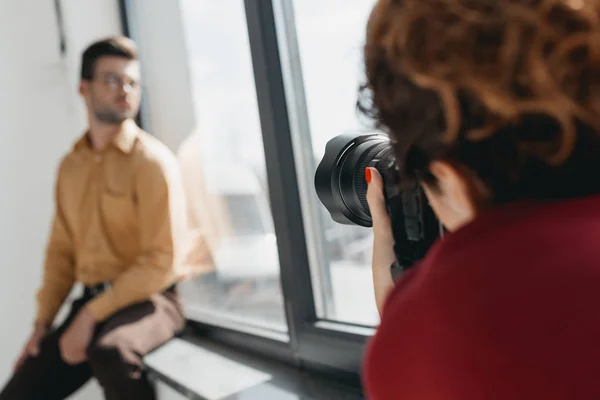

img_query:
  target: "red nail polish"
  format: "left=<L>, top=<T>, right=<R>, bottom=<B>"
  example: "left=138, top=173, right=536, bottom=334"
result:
left=365, top=167, right=372, bottom=184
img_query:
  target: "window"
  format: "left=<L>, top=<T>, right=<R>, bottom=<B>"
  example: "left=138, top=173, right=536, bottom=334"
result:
left=178, top=0, right=287, bottom=332
left=130, top=0, right=287, bottom=332
left=278, top=0, right=379, bottom=326
left=123, top=0, right=379, bottom=384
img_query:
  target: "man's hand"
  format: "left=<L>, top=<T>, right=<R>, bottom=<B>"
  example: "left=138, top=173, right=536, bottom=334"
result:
left=182, top=230, right=214, bottom=270
left=59, top=307, right=96, bottom=365
left=14, top=322, right=49, bottom=372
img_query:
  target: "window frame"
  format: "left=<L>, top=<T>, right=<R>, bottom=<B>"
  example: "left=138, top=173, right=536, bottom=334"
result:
left=243, top=0, right=374, bottom=379
left=119, top=0, right=376, bottom=386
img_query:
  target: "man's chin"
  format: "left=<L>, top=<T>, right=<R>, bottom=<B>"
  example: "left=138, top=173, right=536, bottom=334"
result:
left=117, top=111, right=136, bottom=121
left=95, top=110, right=136, bottom=125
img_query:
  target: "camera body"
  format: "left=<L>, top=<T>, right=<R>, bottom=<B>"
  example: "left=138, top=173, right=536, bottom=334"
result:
left=315, top=133, right=441, bottom=270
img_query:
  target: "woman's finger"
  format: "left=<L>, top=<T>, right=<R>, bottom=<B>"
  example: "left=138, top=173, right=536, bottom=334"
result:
left=366, top=167, right=390, bottom=223
left=366, top=167, right=397, bottom=315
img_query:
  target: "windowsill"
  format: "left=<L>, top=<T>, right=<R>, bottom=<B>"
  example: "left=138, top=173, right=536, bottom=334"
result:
left=185, top=306, right=289, bottom=343
left=313, top=320, right=376, bottom=338
left=145, top=335, right=365, bottom=400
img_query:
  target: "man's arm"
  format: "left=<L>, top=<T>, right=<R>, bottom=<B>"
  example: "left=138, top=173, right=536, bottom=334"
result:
left=36, top=171, right=76, bottom=326
left=86, top=154, right=186, bottom=321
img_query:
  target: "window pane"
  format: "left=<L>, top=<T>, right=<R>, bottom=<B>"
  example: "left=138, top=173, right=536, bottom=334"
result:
left=176, top=0, right=286, bottom=331
left=289, top=0, right=379, bottom=326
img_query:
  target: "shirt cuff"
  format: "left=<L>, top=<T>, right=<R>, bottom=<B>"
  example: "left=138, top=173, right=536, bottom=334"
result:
left=36, top=294, right=63, bottom=326
left=86, top=292, right=118, bottom=322
left=35, top=307, right=59, bottom=327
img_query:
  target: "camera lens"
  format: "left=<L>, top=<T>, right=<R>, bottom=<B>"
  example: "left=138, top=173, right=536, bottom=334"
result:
left=315, top=132, right=442, bottom=269
left=314, top=133, right=397, bottom=227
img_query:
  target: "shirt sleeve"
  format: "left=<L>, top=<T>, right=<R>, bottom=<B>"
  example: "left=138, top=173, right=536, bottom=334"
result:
left=36, top=170, right=76, bottom=324
left=86, top=153, right=187, bottom=321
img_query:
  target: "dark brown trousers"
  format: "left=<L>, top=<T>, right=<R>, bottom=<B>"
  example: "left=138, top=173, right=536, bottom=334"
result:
left=0, top=288, right=185, bottom=400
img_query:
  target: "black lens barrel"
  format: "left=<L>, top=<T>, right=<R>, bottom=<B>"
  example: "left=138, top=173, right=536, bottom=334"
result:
left=315, top=132, right=391, bottom=227
left=314, top=132, right=442, bottom=269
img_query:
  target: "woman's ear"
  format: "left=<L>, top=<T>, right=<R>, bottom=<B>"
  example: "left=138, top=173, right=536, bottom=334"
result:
left=424, top=161, right=479, bottom=231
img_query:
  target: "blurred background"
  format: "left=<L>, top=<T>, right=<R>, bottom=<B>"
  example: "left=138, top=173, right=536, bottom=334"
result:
left=0, top=0, right=378, bottom=398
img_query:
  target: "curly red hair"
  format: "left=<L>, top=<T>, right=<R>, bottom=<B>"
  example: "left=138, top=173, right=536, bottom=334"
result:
left=359, top=0, right=600, bottom=203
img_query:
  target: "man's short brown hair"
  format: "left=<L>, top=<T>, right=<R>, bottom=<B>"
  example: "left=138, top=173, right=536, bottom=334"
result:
left=80, top=36, right=138, bottom=81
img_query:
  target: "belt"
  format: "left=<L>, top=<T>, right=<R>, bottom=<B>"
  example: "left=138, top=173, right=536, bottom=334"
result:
left=84, top=282, right=178, bottom=298
left=84, top=282, right=112, bottom=297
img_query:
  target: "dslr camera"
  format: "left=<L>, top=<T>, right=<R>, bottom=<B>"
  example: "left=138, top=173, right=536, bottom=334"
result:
left=314, top=133, right=442, bottom=272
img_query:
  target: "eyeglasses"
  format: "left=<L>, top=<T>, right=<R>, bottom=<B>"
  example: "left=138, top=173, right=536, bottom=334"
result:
left=97, top=73, right=141, bottom=92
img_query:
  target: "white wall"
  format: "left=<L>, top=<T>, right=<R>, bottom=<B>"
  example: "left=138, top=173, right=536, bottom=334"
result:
left=0, top=1, right=121, bottom=398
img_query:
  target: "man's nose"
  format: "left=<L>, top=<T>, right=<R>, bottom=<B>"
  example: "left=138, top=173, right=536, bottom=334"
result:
left=120, top=84, right=134, bottom=94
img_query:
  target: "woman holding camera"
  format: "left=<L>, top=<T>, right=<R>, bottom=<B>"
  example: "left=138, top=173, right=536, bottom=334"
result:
left=361, top=0, right=600, bottom=398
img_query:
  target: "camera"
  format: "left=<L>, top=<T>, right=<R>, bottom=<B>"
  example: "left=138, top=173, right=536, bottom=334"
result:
left=314, top=133, right=441, bottom=270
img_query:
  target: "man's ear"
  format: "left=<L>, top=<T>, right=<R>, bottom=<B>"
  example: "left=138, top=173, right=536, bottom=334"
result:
left=79, top=81, right=88, bottom=97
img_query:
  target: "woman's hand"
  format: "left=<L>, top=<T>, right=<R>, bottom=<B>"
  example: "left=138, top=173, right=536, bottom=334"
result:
left=366, top=167, right=397, bottom=317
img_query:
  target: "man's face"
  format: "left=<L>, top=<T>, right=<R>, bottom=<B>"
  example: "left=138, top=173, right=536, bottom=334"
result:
left=81, top=56, right=142, bottom=125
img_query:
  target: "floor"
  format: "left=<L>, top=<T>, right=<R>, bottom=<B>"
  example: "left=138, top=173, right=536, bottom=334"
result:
left=67, top=381, right=103, bottom=400
left=145, top=338, right=365, bottom=400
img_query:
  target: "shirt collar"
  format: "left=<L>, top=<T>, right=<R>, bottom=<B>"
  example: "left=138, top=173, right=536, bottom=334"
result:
left=74, top=120, right=139, bottom=154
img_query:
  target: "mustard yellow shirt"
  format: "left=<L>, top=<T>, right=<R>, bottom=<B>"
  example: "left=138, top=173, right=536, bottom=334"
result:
left=36, top=121, right=187, bottom=322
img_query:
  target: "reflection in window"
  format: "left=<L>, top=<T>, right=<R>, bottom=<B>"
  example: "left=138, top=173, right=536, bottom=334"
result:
left=289, top=0, right=380, bottom=326
left=176, top=0, right=286, bottom=331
